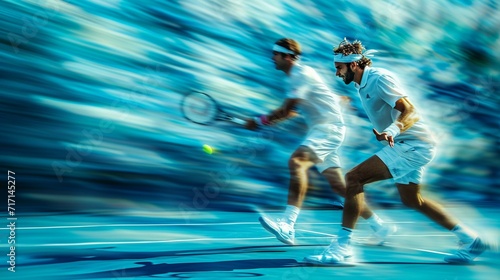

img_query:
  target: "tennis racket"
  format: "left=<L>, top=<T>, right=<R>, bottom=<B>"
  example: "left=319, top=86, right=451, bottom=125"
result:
left=181, top=91, right=247, bottom=126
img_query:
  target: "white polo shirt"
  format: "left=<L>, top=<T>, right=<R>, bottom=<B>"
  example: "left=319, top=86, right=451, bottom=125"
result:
left=355, top=67, right=434, bottom=144
left=286, top=63, right=344, bottom=127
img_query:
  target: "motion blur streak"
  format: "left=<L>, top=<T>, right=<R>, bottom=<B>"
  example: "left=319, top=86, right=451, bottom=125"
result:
left=1, top=0, right=498, bottom=213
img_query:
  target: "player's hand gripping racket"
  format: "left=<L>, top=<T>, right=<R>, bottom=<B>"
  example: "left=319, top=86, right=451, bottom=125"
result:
left=181, top=91, right=246, bottom=126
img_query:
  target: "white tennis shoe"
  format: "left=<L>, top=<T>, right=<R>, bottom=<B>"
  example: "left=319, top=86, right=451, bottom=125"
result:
left=258, top=216, right=295, bottom=245
left=444, top=237, right=488, bottom=264
left=303, top=242, right=353, bottom=265
left=371, top=223, right=398, bottom=244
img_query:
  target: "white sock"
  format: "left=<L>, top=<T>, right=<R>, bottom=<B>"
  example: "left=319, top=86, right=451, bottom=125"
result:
left=451, top=224, right=477, bottom=243
left=284, top=205, right=300, bottom=225
left=366, top=213, right=384, bottom=232
left=336, top=227, right=353, bottom=247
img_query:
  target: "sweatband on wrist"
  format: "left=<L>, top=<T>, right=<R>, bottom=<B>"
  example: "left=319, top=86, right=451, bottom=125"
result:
left=383, top=122, right=401, bottom=138
left=259, top=114, right=271, bottom=125
left=254, top=115, right=270, bottom=126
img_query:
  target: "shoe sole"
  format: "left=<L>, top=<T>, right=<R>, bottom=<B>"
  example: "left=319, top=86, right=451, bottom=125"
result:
left=303, top=256, right=356, bottom=267
left=258, top=217, right=294, bottom=245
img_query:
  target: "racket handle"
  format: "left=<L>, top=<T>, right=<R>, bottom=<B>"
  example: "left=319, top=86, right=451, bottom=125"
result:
left=231, top=117, right=247, bottom=126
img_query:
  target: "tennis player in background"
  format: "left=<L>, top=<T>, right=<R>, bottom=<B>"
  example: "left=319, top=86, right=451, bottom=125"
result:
left=245, top=38, right=396, bottom=246
left=304, top=38, right=488, bottom=265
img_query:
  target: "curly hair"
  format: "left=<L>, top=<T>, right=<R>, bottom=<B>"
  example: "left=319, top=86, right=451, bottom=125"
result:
left=333, top=38, right=372, bottom=69
left=275, top=38, right=301, bottom=60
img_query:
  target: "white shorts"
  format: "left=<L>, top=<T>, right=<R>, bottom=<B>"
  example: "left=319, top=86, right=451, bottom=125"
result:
left=376, top=140, right=436, bottom=184
left=301, top=124, right=346, bottom=173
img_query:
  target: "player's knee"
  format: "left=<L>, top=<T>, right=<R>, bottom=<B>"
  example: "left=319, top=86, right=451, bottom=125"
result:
left=288, top=156, right=310, bottom=171
left=345, top=184, right=363, bottom=197
left=288, top=157, right=301, bottom=171
left=345, top=170, right=361, bottom=186
left=344, top=170, right=365, bottom=197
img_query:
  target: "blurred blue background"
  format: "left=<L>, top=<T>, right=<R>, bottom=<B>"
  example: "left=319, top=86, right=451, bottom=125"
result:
left=1, top=0, right=499, bottom=215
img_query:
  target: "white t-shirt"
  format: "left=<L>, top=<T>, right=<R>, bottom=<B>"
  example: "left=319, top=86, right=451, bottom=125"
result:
left=355, top=67, right=434, bottom=144
left=286, top=63, right=344, bottom=127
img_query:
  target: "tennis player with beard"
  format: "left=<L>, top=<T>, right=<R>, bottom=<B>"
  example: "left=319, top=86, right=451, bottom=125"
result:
left=303, top=38, right=488, bottom=265
left=245, top=38, right=396, bottom=246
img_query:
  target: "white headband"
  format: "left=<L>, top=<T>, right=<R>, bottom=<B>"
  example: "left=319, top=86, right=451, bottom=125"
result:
left=273, top=44, right=296, bottom=55
left=334, top=50, right=378, bottom=63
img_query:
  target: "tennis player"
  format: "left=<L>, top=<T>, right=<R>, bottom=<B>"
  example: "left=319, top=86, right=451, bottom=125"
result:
left=304, top=38, right=488, bottom=265
left=246, top=38, right=396, bottom=246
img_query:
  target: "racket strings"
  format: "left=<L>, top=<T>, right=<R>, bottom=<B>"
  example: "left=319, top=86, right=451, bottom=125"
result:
left=182, top=93, right=218, bottom=124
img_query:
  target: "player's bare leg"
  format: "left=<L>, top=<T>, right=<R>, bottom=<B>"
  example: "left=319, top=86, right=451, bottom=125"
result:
left=304, top=155, right=393, bottom=264
left=323, top=166, right=396, bottom=242
left=323, top=167, right=375, bottom=220
left=287, top=146, right=317, bottom=208
left=259, top=146, right=315, bottom=245
left=342, top=156, right=392, bottom=227
left=304, top=156, right=397, bottom=265
left=396, top=183, right=457, bottom=229
left=396, top=183, right=488, bottom=263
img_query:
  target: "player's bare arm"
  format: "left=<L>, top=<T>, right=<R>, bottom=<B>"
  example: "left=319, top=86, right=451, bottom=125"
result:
left=373, top=97, right=420, bottom=146
left=245, top=98, right=299, bottom=130
left=393, top=97, right=420, bottom=132
left=268, top=98, right=300, bottom=123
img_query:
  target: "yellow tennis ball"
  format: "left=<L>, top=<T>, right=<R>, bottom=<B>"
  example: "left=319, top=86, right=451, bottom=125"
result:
left=202, top=144, right=214, bottom=154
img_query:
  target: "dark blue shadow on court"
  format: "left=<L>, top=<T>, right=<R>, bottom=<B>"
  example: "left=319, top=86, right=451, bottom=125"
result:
left=27, top=244, right=294, bottom=266
left=74, top=258, right=300, bottom=279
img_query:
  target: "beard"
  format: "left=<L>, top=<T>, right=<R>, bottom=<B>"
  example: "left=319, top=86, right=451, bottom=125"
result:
left=342, top=66, right=355, bottom=84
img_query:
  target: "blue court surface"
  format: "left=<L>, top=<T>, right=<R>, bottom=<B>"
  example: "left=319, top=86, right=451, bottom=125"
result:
left=2, top=206, right=499, bottom=280
left=1, top=1, right=498, bottom=279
